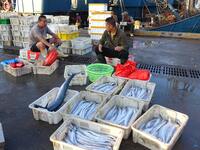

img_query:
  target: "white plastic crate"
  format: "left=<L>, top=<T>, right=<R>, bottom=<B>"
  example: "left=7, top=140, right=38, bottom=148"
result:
left=11, top=25, right=20, bottom=31
left=90, top=34, right=102, bottom=40
left=0, top=25, right=10, bottom=31
left=72, top=46, right=92, bottom=55
left=10, top=17, right=20, bottom=25
left=3, top=41, right=12, bottom=46
left=71, top=37, right=92, bottom=49
left=22, top=37, right=29, bottom=42
left=58, top=24, right=71, bottom=33
left=61, top=91, right=108, bottom=121
left=12, top=31, right=21, bottom=36
left=1, top=31, right=11, bottom=37
left=131, top=105, right=189, bottom=150
left=19, top=48, right=28, bottom=60
left=0, top=41, right=3, bottom=49
left=59, top=47, right=72, bottom=54
left=19, top=16, right=38, bottom=25
left=22, top=42, right=29, bottom=48
left=20, top=25, right=32, bottom=31
left=21, top=31, right=29, bottom=37
left=119, top=80, right=156, bottom=111
left=95, top=95, right=144, bottom=139
left=13, top=41, right=22, bottom=47
left=61, top=40, right=71, bottom=48
left=1, top=35, right=12, bottom=41
left=33, top=60, right=59, bottom=75
left=52, top=16, right=69, bottom=24
left=3, top=63, right=32, bottom=77
left=112, top=73, right=152, bottom=82
left=86, top=76, right=126, bottom=96
left=29, top=87, right=79, bottom=124
left=13, top=36, right=22, bottom=42
left=64, top=65, right=87, bottom=86
left=50, top=118, right=124, bottom=150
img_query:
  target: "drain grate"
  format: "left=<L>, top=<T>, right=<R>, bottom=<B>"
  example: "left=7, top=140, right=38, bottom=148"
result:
left=66, top=55, right=96, bottom=64
left=189, top=70, right=200, bottom=79
left=137, top=64, right=161, bottom=74
left=163, top=66, right=189, bottom=77
left=137, top=63, right=200, bottom=79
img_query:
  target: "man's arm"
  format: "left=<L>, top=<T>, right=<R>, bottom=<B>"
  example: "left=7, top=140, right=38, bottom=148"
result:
left=47, top=27, right=59, bottom=39
left=33, top=30, right=53, bottom=48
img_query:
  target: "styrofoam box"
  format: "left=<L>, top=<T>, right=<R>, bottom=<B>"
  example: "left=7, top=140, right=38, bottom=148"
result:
left=131, top=105, right=189, bottom=150
left=13, top=41, right=22, bottom=47
left=72, top=46, right=92, bottom=55
left=64, top=65, right=87, bottom=86
left=90, top=21, right=106, bottom=27
left=29, top=87, right=79, bottom=124
left=22, top=42, right=29, bottom=48
left=71, top=37, right=92, bottom=49
left=89, top=3, right=107, bottom=12
left=3, top=63, right=32, bottom=77
left=50, top=118, right=124, bottom=150
left=10, top=17, right=20, bottom=25
left=119, top=80, right=156, bottom=111
left=33, top=60, right=59, bottom=75
left=61, top=91, right=108, bottom=121
left=95, top=95, right=144, bottom=139
left=86, top=76, right=126, bottom=96
left=13, top=36, right=22, bottom=42
left=90, top=28, right=106, bottom=34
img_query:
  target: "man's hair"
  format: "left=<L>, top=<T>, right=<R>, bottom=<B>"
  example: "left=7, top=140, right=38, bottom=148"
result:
left=105, top=17, right=116, bottom=27
left=38, top=15, right=47, bottom=22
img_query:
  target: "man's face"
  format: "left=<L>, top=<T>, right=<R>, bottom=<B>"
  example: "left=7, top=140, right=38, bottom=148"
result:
left=106, top=22, right=113, bottom=32
left=38, top=18, right=47, bottom=28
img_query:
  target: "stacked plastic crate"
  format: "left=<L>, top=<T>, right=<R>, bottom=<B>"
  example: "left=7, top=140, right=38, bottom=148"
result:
left=0, top=13, right=15, bottom=47
left=71, top=37, right=92, bottom=55
left=88, top=3, right=111, bottom=41
left=10, top=16, right=38, bottom=48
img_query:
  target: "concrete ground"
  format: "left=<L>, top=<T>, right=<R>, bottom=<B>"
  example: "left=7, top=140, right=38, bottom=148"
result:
left=0, top=36, right=200, bottom=150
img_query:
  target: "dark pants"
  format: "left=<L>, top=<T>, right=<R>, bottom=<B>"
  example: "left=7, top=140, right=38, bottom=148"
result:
left=95, top=46, right=129, bottom=64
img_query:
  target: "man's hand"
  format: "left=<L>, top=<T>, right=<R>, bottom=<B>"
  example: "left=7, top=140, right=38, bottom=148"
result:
left=115, top=46, right=123, bottom=51
left=98, top=44, right=103, bottom=52
left=49, top=45, right=56, bottom=51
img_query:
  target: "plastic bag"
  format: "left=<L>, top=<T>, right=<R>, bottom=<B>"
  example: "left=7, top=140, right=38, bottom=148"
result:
left=128, top=69, right=150, bottom=81
left=43, top=49, right=58, bottom=66
left=115, top=60, right=137, bottom=77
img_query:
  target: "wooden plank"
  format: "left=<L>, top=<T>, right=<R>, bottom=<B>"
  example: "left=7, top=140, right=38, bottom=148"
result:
left=134, top=30, right=200, bottom=40
left=0, top=123, right=5, bottom=150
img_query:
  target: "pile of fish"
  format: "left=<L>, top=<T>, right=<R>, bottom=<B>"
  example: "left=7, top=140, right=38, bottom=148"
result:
left=92, top=82, right=117, bottom=93
left=139, top=116, right=180, bottom=143
left=70, top=100, right=99, bottom=120
left=64, top=124, right=116, bottom=150
left=124, top=86, right=151, bottom=100
left=34, top=73, right=76, bottom=111
left=104, top=106, right=138, bottom=126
